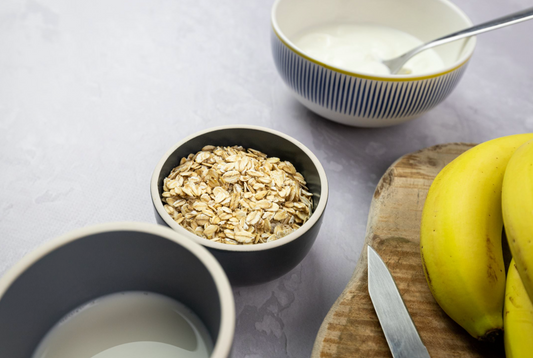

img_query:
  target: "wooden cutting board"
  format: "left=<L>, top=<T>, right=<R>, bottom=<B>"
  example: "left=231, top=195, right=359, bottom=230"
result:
left=311, top=143, right=506, bottom=358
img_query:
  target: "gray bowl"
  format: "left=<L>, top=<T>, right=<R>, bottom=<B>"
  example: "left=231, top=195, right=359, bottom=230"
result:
left=150, top=125, right=329, bottom=286
left=0, top=222, right=235, bottom=358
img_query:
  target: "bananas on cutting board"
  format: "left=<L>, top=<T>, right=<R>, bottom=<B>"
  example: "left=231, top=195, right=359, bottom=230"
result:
left=420, top=134, right=533, bottom=356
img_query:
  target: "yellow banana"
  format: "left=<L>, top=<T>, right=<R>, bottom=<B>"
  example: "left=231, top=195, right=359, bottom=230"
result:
left=420, top=133, right=533, bottom=340
left=504, top=259, right=533, bottom=358
left=502, top=138, right=533, bottom=303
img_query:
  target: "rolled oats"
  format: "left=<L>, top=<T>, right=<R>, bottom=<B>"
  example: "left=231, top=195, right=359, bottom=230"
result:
left=161, top=146, right=313, bottom=245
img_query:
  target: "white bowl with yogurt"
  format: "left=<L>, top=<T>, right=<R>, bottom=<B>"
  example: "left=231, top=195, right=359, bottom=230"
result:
left=271, top=0, right=476, bottom=127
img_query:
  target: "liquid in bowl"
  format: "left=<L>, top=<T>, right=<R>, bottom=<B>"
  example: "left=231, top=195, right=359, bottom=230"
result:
left=32, top=291, right=213, bottom=358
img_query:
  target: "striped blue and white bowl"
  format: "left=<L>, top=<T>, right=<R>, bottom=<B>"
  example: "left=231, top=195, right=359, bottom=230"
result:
left=271, top=0, right=476, bottom=127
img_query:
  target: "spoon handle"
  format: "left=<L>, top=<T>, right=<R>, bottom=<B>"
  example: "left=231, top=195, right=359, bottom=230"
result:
left=388, top=6, right=533, bottom=74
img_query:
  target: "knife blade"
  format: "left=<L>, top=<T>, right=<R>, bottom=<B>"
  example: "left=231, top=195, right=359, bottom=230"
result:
left=367, top=245, right=430, bottom=358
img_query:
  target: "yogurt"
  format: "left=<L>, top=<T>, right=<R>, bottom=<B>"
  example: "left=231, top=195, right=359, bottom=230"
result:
left=292, top=23, right=444, bottom=76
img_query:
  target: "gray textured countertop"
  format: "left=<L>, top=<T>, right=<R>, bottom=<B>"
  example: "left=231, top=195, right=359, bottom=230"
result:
left=1, top=0, right=533, bottom=357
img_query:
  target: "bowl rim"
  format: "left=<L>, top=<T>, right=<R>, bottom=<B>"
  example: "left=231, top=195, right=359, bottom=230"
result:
left=271, top=0, right=476, bottom=82
left=0, top=222, right=236, bottom=358
left=150, top=124, right=329, bottom=253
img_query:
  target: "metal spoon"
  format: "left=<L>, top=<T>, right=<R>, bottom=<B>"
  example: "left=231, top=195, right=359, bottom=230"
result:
left=383, top=6, right=533, bottom=75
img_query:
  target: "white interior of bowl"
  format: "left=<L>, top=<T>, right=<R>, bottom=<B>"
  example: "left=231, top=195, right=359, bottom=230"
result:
left=272, top=0, right=476, bottom=78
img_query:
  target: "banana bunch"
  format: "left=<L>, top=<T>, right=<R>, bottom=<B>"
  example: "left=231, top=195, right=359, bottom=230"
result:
left=420, top=133, right=533, bottom=343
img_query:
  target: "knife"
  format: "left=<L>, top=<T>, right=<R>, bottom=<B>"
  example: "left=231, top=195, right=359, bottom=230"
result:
left=367, top=245, right=430, bottom=358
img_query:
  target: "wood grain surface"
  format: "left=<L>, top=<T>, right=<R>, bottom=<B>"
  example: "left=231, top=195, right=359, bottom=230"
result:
left=311, top=143, right=506, bottom=358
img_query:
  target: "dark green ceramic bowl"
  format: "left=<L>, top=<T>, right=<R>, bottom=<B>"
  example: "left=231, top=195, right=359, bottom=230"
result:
left=150, top=125, right=329, bottom=286
left=0, top=222, right=235, bottom=358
